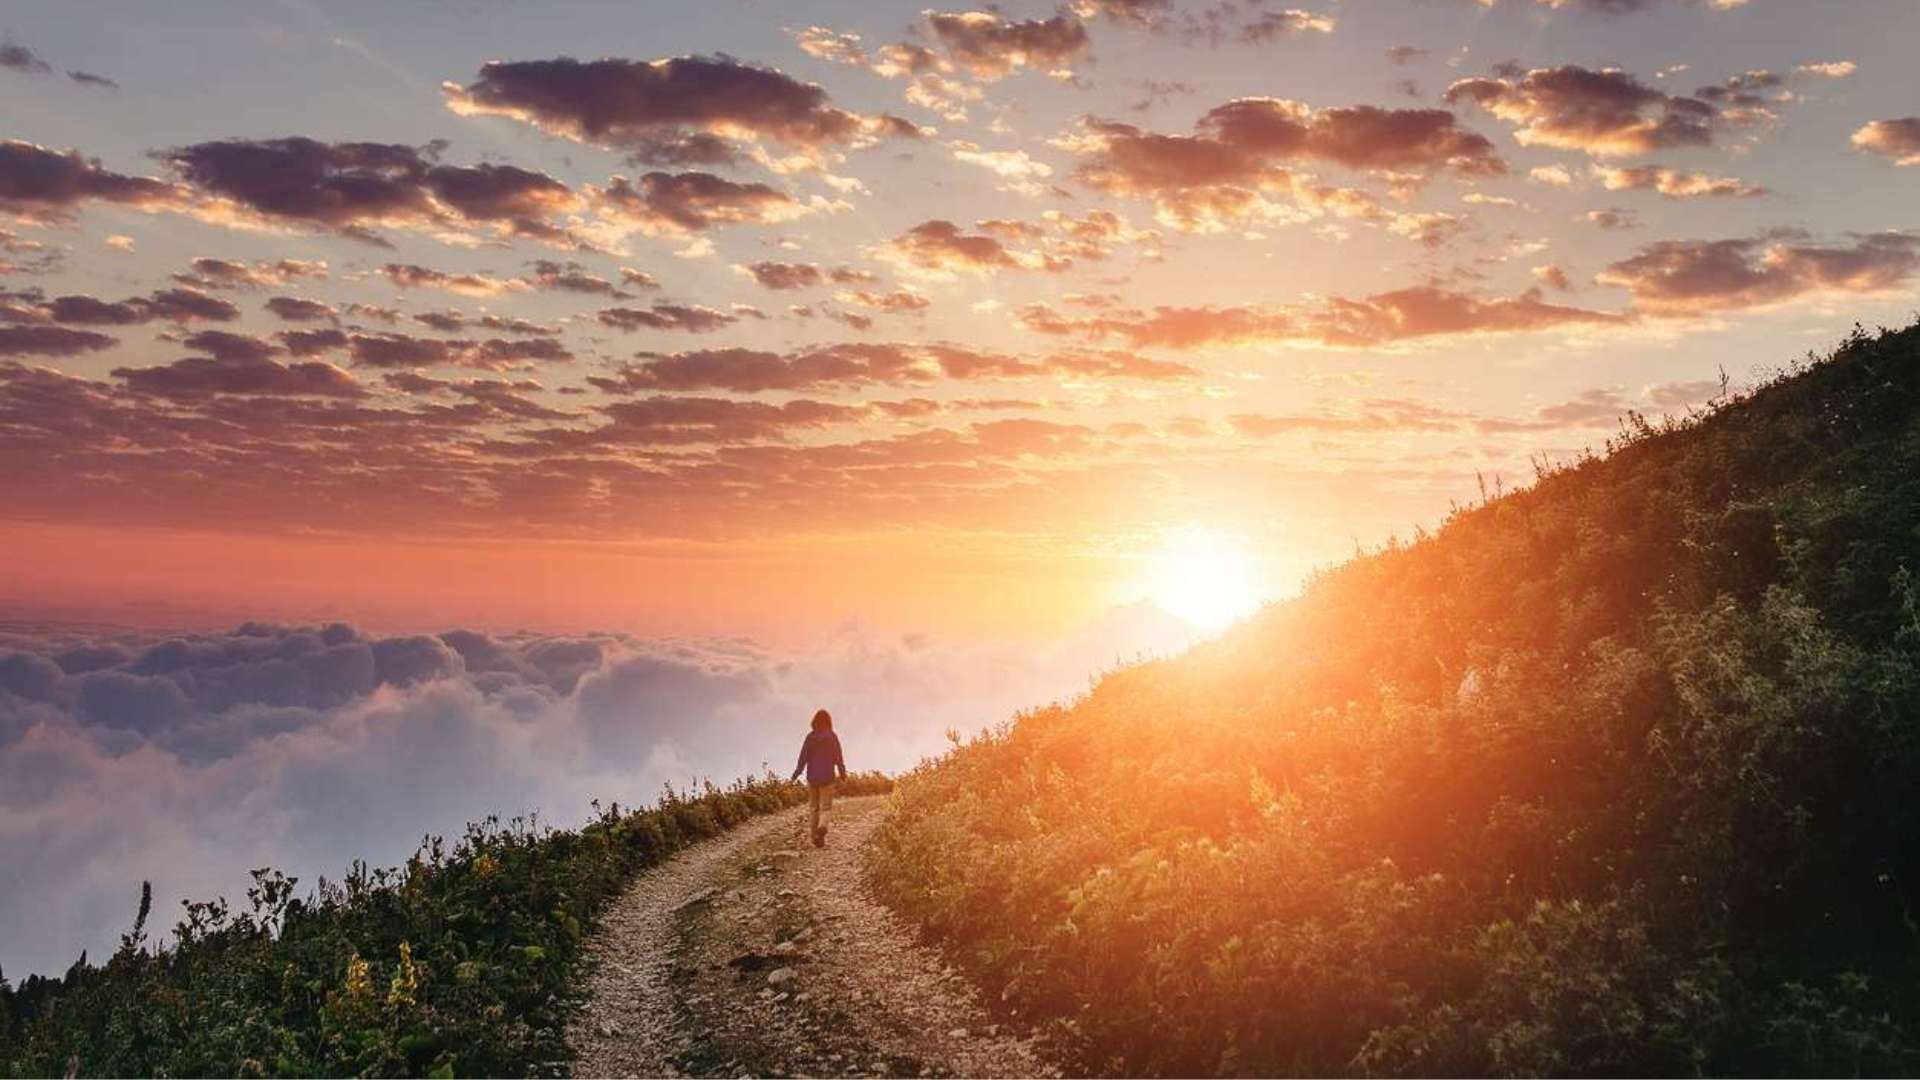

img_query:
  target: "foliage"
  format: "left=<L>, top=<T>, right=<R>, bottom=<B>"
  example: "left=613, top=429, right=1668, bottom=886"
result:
left=0, top=772, right=891, bottom=1077
left=868, top=322, right=1920, bottom=1076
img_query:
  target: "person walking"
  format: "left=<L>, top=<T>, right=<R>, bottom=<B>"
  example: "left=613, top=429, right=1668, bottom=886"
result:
left=791, top=709, right=847, bottom=847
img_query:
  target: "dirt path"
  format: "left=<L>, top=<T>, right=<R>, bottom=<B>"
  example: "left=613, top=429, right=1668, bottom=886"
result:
left=569, top=796, right=1060, bottom=1079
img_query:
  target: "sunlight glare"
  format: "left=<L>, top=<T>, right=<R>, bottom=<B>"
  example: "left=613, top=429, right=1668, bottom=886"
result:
left=1146, top=525, right=1264, bottom=632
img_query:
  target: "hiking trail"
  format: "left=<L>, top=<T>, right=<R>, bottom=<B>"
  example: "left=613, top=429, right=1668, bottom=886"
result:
left=568, top=796, right=1062, bottom=1078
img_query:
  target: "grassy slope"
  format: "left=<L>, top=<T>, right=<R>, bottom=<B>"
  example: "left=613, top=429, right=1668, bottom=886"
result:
left=0, top=773, right=891, bottom=1077
left=869, top=323, right=1920, bottom=1077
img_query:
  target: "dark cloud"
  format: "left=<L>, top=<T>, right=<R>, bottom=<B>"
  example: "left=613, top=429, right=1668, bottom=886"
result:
left=443, top=55, right=909, bottom=164
left=114, top=353, right=364, bottom=399
left=0, top=323, right=116, bottom=357
left=277, top=328, right=350, bottom=357
left=179, top=329, right=280, bottom=362
left=17, top=286, right=239, bottom=326
left=739, top=261, right=827, bottom=290
left=593, top=171, right=813, bottom=234
left=381, top=263, right=528, bottom=297
left=174, top=256, right=328, bottom=291
left=0, top=42, right=52, bottom=74
left=1065, top=98, right=1503, bottom=229
left=876, top=220, right=1068, bottom=278
left=597, top=303, right=738, bottom=333
left=157, top=137, right=581, bottom=245
left=343, top=331, right=574, bottom=369
left=1444, top=64, right=1718, bottom=156
left=1596, top=231, right=1920, bottom=315
left=264, top=296, right=337, bottom=323
left=66, top=69, right=118, bottom=89
left=0, top=139, right=184, bottom=221
left=527, top=259, right=630, bottom=297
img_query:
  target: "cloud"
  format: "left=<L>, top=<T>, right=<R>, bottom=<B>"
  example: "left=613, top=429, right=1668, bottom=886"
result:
left=592, top=171, right=821, bottom=235
left=0, top=324, right=117, bottom=357
left=874, top=219, right=1074, bottom=279
left=835, top=288, right=931, bottom=314
left=0, top=140, right=184, bottom=222
left=1238, top=9, right=1337, bottom=41
left=0, top=610, right=1193, bottom=978
left=175, top=257, right=328, bottom=291
left=1060, top=99, right=1503, bottom=230
left=591, top=339, right=1193, bottom=394
left=1586, top=207, right=1639, bottom=230
left=1017, top=284, right=1623, bottom=349
left=526, top=259, right=630, bottom=297
left=1462, top=0, right=1748, bottom=11
left=0, top=42, right=52, bottom=74
left=443, top=55, right=911, bottom=168
left=114, top=353, right=365, bottom=399
left=1444, top=65, right=1718, bottom=156
left=263, top=296, right=338, bottom=323
left=1852, top=118, right=1920, bottom=166
left=737, top=261, right=827, bottom=290
left=66, top=69, right=118, bottom=90
left=11, top=286, right=240, bottom=325
left=1595, top=231, right=1920, bottom=315
left=597, top=303, right=738, bottom=333
left=924, top=11, right=1092, bottom=80
left=157, top=137, right=583, bottom=245
left=1590, top=163, right=1765, bottom=198
left=381, top=263, right=530, bottom=298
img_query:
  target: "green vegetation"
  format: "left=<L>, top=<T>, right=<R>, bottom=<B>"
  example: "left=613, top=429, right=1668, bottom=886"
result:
left=869, top=323, right=1920, bottom=1076
left=0, top=773, right=891, bottom=1077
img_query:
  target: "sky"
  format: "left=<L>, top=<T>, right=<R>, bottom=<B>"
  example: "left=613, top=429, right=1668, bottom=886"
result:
left=3, top=0, right=1919, bottom=975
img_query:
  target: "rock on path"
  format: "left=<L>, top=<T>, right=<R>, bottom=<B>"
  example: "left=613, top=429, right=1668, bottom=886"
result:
left=568, top=797, right=1059, bottom=1079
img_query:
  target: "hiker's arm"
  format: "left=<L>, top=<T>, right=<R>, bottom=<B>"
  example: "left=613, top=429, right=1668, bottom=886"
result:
left=835, top=735, right=847, bottom=779
left=791, top=737, right=807, bottom=782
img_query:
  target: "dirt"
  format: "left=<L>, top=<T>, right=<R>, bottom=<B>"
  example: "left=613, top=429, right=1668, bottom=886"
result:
left=569, top=796, right=1060, bottom=1079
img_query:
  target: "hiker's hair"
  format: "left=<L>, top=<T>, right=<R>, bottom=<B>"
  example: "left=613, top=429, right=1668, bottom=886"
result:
left=811, top=708, right=833, bottom=731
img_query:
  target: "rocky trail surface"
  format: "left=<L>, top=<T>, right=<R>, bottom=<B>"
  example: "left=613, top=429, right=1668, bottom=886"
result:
left=569, top=796, right=1061, bottom=1078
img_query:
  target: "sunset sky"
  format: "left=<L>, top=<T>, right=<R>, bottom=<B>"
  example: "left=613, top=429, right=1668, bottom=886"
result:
left=4, top=0, right=1915, bottom=641
left=5, top=0, right=1920, bottom=980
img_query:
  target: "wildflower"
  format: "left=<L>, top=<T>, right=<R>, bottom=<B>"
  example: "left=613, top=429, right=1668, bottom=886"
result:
left=343, top=951, right=372, bottom=1004
left=388, top=941, right=418, bottom=1008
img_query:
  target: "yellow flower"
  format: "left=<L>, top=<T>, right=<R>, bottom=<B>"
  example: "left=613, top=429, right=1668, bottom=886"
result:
left=343, top=952, right=372, bottom=1003
left=387, top=941, right=418, bottom=1008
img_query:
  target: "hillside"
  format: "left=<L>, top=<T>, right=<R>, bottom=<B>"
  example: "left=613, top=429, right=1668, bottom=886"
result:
left=869, top=322, right=1920, bottom=1076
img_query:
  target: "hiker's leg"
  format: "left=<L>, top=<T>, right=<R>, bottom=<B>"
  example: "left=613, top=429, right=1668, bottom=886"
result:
left=820, top=782, right=834, bottom=831
left=810, top=784, right=823, bottom=837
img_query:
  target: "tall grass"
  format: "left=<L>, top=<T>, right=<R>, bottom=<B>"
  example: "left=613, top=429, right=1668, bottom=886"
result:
left=868, top=323, right=1920, bottom=1076
left=1, top=772, right=891, bottom=1077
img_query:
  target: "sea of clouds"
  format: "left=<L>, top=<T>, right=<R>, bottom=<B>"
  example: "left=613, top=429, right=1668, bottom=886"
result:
left=0, top=608, right=1192, bottom=978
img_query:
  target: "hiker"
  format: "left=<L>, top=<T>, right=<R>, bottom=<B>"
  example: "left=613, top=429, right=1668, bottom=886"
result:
left=791, top=708, right=847, bottom=847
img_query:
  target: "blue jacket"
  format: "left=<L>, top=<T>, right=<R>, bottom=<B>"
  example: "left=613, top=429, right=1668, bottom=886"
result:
left=793, top=729, right=845, bottom=786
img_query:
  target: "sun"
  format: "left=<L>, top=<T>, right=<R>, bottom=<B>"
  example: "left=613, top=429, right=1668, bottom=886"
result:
left=1144, top=525, right=1264, bottom=633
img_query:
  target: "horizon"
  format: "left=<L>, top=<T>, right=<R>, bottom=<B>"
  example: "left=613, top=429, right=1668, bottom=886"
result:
left=6, top=0, right=1920, bottom=989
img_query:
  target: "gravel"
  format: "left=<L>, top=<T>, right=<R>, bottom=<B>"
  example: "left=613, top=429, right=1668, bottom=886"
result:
left=568, top=798, right=1060, bottom=1078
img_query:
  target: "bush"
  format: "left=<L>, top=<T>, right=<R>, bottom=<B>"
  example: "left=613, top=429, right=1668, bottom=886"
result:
left=868, top=323, right=1920, bottom=1076
left=1, top=772, right=892, bottom=1077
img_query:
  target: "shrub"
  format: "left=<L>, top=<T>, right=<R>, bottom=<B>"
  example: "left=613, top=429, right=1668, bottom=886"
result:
left=868, top=323, right=1920, bottom=1076
left=2, top=772, right=891, bottom=1077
